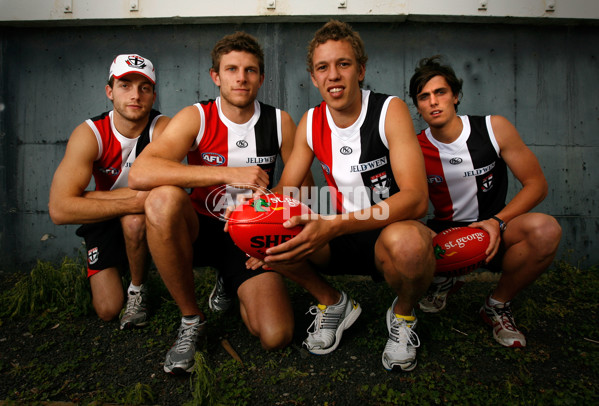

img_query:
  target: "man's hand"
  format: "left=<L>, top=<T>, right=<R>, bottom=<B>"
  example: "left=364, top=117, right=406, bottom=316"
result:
left=468, top=219, right=502, bottom=262
left=227, top=166, right=270, bottom=190
left=263, top=213, right=334, bottom=265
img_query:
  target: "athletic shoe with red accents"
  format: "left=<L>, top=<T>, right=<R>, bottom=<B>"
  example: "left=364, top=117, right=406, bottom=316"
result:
left=479, top=296, right=527, bottom=348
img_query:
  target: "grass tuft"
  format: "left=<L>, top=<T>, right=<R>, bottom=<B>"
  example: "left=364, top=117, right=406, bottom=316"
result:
left=0, top=258, right=91, bottom=319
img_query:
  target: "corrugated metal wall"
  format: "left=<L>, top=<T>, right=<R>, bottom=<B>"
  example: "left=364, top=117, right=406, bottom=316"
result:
left=0, top=20, right=597, bottom=269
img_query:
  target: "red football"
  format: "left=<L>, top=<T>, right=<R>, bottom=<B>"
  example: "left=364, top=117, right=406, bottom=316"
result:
left=228, top=193, right=312, bottom=260
left=432, top=227, right=490, bottom=276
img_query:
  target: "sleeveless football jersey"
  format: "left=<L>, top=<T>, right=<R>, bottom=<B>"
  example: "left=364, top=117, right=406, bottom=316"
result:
left=86, top=109, right=162, bottom=191
left=417, top=115, right=508, bottom=222
left=188, top=97, right=282, bottom=217
left=307, top=90, right=398, bottom=214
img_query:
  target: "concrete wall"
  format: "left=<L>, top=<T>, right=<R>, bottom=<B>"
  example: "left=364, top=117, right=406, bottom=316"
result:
left=0, top=20, right=597, bottom=270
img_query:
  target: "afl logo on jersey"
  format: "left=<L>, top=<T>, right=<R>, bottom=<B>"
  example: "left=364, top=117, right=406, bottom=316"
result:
left=427, top=175, right=443, bottom=184
left=340, top=146, right=353, bottom=155
left=202, top=152, right=225, bottom=166
left=321, top=163, right=331, bottom=175
left=449, top=157, right=463, bottom=165
left=98, top=167, right=119, bottom=176
left=236, top=140, right=248, bottom=148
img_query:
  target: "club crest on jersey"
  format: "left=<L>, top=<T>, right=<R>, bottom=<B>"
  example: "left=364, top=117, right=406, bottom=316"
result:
left=481, top=173, right=494, bottom=192
left=370, top=172, right=390, bottom=195
left=98, top=167, right=119, bottom=176
left=202, top=152, right=225, bottom=166
left=126, top=55, right=147, bottom=69
left=449, top=157, right=463, bottom=165
left=427, top=175, right=443, bottom=184
left=236, top=140, right=248, bottom=148
left=87, top=247, right=99, bottom=265
left=340, top=146, right=353, bottom=155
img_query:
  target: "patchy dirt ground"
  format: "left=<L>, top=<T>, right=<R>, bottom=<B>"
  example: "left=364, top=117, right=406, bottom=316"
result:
left=0, top=267, right=598, bottom=405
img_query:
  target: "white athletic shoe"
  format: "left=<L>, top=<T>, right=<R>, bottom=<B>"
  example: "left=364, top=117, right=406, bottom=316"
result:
left=382, top=297, right=420, bottom=372
left=303, top=291, right=361, bottom=355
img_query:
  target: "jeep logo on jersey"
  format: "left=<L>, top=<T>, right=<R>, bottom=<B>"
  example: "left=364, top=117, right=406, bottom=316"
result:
left=481, top=173, right=494, bottom=192
left=464, top=162, right=495, bottom=178
left=340, top=146, right=353, bottom=155
left=246, top=156, right=276, bottom=164
left=236, top=140, right=248, bottom=148
left=202, top=152, right=225, bottom=166
left=98, top=167, right=119, bottom=176
left=127, top=55, right=147, bottom=69
left=350, top=157, right=388, bottom=173
left=449, top=157, right=463, bottom=165
left=427, top=175, right=443, bottom=184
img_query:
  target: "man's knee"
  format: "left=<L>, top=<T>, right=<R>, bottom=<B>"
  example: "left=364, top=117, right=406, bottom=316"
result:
left=526, top=214, right=562, bottom=256
left=259, top=324, right=293, bottom=351
left=93, top=298, right=123, bottom=322
left=121, top=214, right=146, bottom=243
left=377, top=222, right=434, bottom=278
left=144, top=186, right=188, bottom=224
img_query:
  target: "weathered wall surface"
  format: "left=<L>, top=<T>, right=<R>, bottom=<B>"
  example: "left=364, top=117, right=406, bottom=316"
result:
left=0, top=21, right=597, bottom=269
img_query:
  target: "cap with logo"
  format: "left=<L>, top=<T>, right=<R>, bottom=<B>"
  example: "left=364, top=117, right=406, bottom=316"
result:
left=109, top=54, right=156, bottom=84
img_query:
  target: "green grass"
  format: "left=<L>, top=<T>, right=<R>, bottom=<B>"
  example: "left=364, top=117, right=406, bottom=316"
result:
left=0, top=259, right=597, bottom=405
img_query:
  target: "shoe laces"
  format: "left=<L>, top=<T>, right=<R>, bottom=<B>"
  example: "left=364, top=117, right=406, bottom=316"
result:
left=123, top=291, right=144, bottom=316
left=489, top=301, right=519, bottom=332
left=388, top=316, right=420, bottom=349
left=306, top=304, right=342, bottom=334
left=173, top=322, right=200, bottom=354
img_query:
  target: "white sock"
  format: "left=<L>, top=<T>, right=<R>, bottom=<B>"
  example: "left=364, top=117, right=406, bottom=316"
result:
left=128, top=283, right=142, bottom=294
left=488, top=296, right=503, bottom=307
left=182, top=315, right=201, bottom=325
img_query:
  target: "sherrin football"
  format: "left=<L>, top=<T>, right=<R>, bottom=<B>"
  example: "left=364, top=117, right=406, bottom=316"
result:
left=228, top=193, right=312, bottom=260
left=432, top=227, right=491, bottom=276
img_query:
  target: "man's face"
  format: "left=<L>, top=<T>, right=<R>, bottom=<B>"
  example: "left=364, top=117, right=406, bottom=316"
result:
left=415, top=75, right=459, bottom=128
left=211, top=50, right=264, bottom=109
left=310, top=39, right=365, bottom=114
left=106, top=74, right=155, bottom=123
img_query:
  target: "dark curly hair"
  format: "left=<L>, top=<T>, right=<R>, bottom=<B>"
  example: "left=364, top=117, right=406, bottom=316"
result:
left=409, top=55, right=463, bottom=112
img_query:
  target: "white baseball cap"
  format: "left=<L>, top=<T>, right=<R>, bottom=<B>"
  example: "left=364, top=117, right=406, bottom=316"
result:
left=109, top=54, right=156, bottom=84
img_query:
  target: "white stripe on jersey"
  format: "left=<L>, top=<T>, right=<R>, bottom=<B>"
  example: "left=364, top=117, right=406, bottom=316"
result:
left=310, top=90, right=393, bottom=213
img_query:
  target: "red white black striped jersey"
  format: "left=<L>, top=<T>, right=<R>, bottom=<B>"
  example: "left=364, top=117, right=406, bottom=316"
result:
left=86, top=109, right=162, bottom=191
left=307, top=90, right=399, bottom=214
left=418, top=115, right=508, bottom=222
left=188, top=97, right=283, bottom=216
